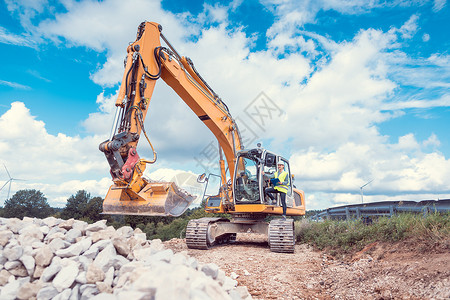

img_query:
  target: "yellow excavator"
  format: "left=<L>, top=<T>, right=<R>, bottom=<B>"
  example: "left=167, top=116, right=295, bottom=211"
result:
left=99, top=22, right=305, bottom=252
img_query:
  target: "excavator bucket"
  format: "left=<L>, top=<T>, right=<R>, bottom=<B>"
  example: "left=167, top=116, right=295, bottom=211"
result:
left=102, top=181, right=196, bottom=217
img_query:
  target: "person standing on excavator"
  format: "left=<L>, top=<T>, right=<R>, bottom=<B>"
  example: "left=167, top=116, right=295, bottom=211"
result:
left=264, top=162, right=289, bottom=219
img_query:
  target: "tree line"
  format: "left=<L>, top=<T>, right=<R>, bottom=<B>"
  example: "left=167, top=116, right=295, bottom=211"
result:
left=0, top=189, right=212, bottom=241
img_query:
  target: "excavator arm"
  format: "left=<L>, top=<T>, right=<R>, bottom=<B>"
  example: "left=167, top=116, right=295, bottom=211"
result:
left=99, top=22, right=242, bottom=216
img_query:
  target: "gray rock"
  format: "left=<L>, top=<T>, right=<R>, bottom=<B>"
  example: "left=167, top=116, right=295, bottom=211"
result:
left=55, top=237, right=91, bottom=258
left=65, top=228, right=82, bottom=243
left=55, top=243, right=83, bottom=258
left=4, top=260, right=22, bottom=270
left=234, top=286, right=251, bottom=299
left=0, top=250, right=7, bottom=265
left=112, top=237, right=130, bottom=256
left=49, top=238, right=69, bottom=253
left=217, top=269, right=226, bottom=285
left=79, top=236, right=93, bottom=253
left=41, top=257, right=62, bottom=282
left=116, top=226, right=134, bottom=239
left=93, top=244, right=117, bottom=272
left=0, top=230, right=13, bottom=247
left=150, top=249, right=173, bottom=263
left=72, top=220, right=88, bottom=233
left=4, top=244, right=23, bottom=261
left=86, top=220, right=107, bottom=233
left=188, top=257, right=198, bottom=269
left=53, top=288, right=72, bottom=300
left=104, top=266, right=114, bottom=287
left=45, top=226, right=65, bottom=241
left=90, top=239, right=112, bottom=252
left=69, top=284, right=80, bottom=300
left=82, top=246, right=99, bottom=260
left=80, top=283, right=99, bottom=300
left=39, top=225, right=50, bottom=235
left=202, top=263, right=220, bottom=279
left=91, top=293, right=118, bottom=300
left=52, top=259, right=79, bottom=292
left=42, top=216, right=61, bottom=228
left=20, top=254, right=35, bottom=276
left=76, top=271, right=87, bottom=284
left=222, top=277, right=238, bottom=292
left=23, top=245, right=33, bottom=256
left=75, top=255, right=92, bottom=271
left=32, top=241, right=46, bottom=249
left=37, top=285, right=59, bottom=300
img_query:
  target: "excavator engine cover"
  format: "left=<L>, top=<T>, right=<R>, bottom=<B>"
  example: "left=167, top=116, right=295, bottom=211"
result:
left=102, top=180, right=196, bottom=217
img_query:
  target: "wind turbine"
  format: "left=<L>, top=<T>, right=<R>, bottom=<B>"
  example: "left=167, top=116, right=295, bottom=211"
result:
left=0, top=164, right=26, bottom=201
left=360, top=179, right=374, bottom=204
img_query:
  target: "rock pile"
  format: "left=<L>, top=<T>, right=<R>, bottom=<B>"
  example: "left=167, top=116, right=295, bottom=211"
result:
left=0, top=217, right=252, bottom=300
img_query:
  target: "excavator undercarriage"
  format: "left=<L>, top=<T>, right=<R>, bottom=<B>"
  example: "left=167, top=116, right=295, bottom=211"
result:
left=186, top=214, right=295, bottom=253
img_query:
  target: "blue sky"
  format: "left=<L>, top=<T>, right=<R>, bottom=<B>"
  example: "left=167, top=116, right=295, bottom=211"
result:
left=0, top=0, right=449, bottom=209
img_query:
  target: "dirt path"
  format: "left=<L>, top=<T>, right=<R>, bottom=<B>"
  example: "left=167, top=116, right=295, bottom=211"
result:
left=164, top=234, right=450, bottom=299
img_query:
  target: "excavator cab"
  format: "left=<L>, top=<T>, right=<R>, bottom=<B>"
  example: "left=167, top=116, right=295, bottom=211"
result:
left=233, top=147, right=294, bottom=206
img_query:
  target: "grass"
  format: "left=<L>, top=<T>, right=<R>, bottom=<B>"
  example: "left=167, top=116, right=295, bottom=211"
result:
left=295, top=213, right=450, bottom=255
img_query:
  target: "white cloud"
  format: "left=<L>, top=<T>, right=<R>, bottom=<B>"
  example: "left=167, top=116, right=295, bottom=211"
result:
left=0, top=26, right=35, bottom=47
left=5, top=0, right=48, bottom=30
left=0, top=80, right=31, bottom=90
left=433, top=0, right=446, bottom=11
left=422, top=33, right=430, bottom=42
left=397, top=14, right=419, bottom=39
left=0, top=102, right=109, bottom=206
left=381, top=95, right=450, bottom=110
left=36, top=0, right=191, bottom=87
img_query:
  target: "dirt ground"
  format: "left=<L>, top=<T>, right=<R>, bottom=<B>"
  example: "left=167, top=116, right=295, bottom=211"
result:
left=164, top=234, right=450, bottom=300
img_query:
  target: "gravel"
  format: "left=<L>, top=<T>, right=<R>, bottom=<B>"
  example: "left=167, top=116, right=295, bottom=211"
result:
left=0, top=217, right=252, bottom=300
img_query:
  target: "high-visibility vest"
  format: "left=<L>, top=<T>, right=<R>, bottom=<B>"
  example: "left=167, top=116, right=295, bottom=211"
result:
left=274, top=171, right=288, bottom=193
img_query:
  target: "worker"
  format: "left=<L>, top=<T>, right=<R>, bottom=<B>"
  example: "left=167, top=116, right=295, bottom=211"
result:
left=263, top=162, right=289, bottom=220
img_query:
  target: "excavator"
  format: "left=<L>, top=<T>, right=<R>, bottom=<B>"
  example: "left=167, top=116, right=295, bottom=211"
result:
left=99, top=21, right=305, bottom=253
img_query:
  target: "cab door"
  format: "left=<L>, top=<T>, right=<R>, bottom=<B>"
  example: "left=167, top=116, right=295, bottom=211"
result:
left=277, top=157, right=294, bottom=208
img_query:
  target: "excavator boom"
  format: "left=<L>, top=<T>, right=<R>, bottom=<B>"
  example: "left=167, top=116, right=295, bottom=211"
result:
left=100, top=22, right=242, bottom=216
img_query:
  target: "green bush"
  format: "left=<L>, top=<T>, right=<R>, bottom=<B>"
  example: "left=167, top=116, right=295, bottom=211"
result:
left=296, top=213, right=450, bottom=254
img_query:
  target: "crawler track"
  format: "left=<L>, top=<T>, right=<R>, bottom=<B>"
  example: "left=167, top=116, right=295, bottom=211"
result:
left=268, top=218, right=295, bottom=253
left=186, top=217, right=236, bottom=249
left=186, top=218, right=215, bottom=249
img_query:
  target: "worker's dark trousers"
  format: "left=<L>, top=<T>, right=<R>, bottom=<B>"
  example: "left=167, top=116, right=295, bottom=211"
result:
left=265, top=188, right=287, bottom=216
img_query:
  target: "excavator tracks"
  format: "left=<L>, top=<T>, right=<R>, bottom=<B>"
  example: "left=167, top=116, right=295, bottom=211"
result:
left=186, top=218, right=235, bottom=249
left=268, top=218, right=295, bottom=253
